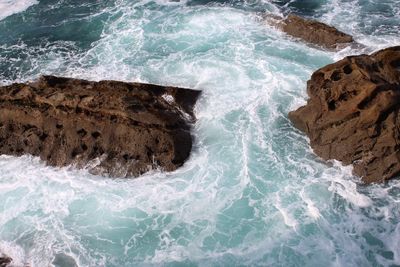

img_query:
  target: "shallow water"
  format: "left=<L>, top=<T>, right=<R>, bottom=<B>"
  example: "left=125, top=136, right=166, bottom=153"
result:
left=0, top=0, right=400, bottom=266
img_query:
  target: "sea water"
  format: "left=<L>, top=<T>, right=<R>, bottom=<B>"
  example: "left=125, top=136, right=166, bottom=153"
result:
left=0, top=0, right=399, bottom=266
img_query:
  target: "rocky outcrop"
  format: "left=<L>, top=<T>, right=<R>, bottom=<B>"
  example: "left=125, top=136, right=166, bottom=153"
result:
left=0, top=76, right=201, bottom=177
left=0, top=255, right=11, bottom=267
left=289, top=46, right=400, bottom=183
left=264, top=14, right=356, bottom=50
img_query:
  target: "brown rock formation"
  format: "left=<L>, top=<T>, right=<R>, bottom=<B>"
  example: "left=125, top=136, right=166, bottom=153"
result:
left=289, top=46, right=400, bottom=183
left=0, top=76, right=201, bottom=177
left=264, top=14, right=356, bottom=50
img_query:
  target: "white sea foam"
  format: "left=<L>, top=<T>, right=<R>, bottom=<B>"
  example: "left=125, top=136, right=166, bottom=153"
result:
left=0, top=242, right=26, bottom=266
left=1, top=0, right=400, bottom=266
left=320, top=0, right=400, bottom=55
left=0, top=0, right=38, bottom=21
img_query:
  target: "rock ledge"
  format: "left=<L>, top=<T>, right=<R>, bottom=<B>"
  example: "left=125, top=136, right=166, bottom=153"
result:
left=289, top=46, right=400, bottom=183
left=0, top=76, right=201, bottom=177
left=264, top=13, right=356, bottom=50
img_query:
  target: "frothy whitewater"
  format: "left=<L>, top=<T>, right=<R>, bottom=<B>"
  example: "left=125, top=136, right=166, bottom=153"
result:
left=0, top=0, right=399, bottom=266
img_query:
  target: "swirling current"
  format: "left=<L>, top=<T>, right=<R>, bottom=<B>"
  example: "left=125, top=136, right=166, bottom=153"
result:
left=0, top=0, right=399, bottom=266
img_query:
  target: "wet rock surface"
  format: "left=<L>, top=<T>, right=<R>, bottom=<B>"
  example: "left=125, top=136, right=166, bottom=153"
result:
left=289, top=46, right=400, bottom=183
left=0, top=255, right=11, bottom=267
left=0, top=76, right=201, bottom=177
left=264, top=14, right=356, bottom=50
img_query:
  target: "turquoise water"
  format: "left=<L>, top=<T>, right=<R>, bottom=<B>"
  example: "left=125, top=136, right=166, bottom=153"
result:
left=0, top=0, right=400, bottom=266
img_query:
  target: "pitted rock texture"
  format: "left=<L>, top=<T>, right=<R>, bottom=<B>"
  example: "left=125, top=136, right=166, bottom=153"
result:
left=0, top=76, right=201, bottom=177
left=264, top=14, right=355, bottom=50
left=289, top=46, right=400, bottom=183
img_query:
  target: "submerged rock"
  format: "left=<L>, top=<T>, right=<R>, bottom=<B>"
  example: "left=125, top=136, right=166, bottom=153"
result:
left=264, top=14, right=356, bottom=50
left=289, top=46, right=400, bottom=183
left=0, top=76, right=201, bottom=177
